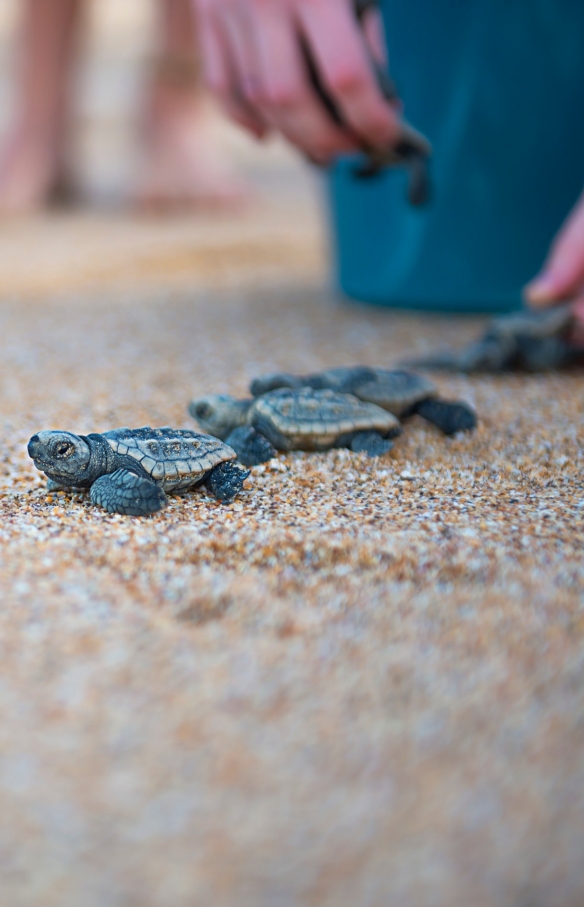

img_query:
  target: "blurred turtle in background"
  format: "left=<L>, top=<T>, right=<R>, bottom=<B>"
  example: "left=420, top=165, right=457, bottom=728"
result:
left=405, top=304, right=584, bottom=372
left=189, top=387, right=402, bottom=466
left=249, top=367, right=476, bottom=437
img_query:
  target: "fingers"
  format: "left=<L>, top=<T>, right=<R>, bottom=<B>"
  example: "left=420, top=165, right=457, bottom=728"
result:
left=194, top=0, right=399, bottom=162
left=248, top=1, right=359, bottom=162
left=525, top=188, right=584, bottom=307
left=195, top=0, right=268, bottom=138
left=297, top=0, right=400, bottom=149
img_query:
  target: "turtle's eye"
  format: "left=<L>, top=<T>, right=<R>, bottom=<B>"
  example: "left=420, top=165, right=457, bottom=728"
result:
left=54, top=441, right=73, bottom=458
left=195, top=403, right=211, bottom=419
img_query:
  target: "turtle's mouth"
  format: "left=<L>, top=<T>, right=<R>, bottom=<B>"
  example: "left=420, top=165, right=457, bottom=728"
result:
left=33, top=463, right=90, bottom=490
left=27, top=440, right=51, bottom=474
left=27, top=446, right=68, bottom=482
left=31, top=459, right=66, bottom=481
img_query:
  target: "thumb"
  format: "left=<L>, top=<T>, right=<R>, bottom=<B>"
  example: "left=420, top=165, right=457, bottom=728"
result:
left=525, top=188, right=584, bottom=306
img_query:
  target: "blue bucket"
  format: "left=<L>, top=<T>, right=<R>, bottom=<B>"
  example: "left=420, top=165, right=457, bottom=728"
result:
left=327, top=0, right=584, bottom=312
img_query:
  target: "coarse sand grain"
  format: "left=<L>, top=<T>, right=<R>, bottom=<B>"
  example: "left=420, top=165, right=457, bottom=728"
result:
left=0, top=211, right=582, bottom=907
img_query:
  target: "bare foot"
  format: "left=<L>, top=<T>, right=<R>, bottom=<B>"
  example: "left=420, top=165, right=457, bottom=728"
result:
left=0, top=126, right=72, bottom=213
left=134, top=85, right=250, bottom=213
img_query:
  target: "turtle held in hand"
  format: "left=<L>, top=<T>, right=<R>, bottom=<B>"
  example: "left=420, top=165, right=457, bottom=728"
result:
left=249, top=367, right=476, bottom=436
left=27, top=426, right=249, bottom=516
left=305, top=0, right=432, bottom=204
left=189, top=388, right=402, bottom=466
left=405, top=304, right=584, bottom=372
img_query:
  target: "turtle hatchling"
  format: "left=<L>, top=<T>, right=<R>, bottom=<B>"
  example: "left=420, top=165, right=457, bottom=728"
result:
left=249, top=367, right=476, bottom=436
left=405, top=304, right=584, bottom=372
left=189, top=387, right=402, bottom=466
left=27, top=426, right=249, bottom=516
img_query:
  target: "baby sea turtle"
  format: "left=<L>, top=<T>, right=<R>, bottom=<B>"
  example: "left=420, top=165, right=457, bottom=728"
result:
left=406, top=304, right=584, bottom=372
left=27, top=426, right=249, bottom=516
left=249, top=367, right=476, bottom=436
left=189, top=388, right=402, bottom=466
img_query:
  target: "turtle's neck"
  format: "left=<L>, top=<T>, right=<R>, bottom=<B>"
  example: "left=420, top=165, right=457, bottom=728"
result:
left=232, top=399, right=253, bottom=429
left=83, top=433, right=118, bottom=482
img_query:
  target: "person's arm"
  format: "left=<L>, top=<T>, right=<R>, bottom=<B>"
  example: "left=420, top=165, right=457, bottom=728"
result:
left=192, top=0, right=400, bottom=164
left=525, top=188, right=584, bottom=319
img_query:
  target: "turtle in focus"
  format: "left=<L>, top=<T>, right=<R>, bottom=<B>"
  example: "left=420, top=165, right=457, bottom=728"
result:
left=405, top=304, right=584, bottom=372
left=249, top=367, right=476, bottom=436
left=189, top=387, right=402, bottom=466
left=27, top=426, right=249, bottom=516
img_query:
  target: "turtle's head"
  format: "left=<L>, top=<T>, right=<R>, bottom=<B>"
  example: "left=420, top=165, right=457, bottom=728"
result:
left=188, top=394, right=250, bottom=439
left=27, top=431, right=91, bottom=482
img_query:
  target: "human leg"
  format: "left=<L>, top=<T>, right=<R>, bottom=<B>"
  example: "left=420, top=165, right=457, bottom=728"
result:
left=0, top=0, right=82, bottom=212
left=135, top=0, right=248, bottom=210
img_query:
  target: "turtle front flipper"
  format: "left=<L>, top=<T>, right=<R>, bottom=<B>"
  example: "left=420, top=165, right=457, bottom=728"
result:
left=350, top=431, right=394, bottom=457
left=413, top=399, right=477, bottom=435
left=90, top=468, right=167, bottom=516
left=204, top=461, right=250, bottom=503
left=225, top=426, right=276, bottom=466
left=250, top=373, right=303, bottom=396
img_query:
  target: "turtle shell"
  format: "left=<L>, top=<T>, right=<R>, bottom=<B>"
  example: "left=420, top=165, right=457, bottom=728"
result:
left=304, top=366, right=377, bottom=392
left=251, top=367, right=437, bottom=417
left=102, top=426, right=235, bottom=492
left=249, top=389, right=400, bottom=451
left=489, top=304, right=573, bottom=340
left=347, top=368, right=437, bottom=416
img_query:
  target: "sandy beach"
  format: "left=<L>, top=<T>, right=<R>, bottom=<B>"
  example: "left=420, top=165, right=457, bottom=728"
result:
left=0, top=4, right=582, bottom=905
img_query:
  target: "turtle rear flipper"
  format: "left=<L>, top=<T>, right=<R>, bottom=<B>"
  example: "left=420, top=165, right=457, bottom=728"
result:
left=90, top=468, right=167, bottom=516
left=515, top=335, right=577, bottom=371
left=349, top=431, right=394, bottom=457
left=413, top=399, right=477, bottom=435
left=226, top=426, right=275, bottom=467
left=205, top=461, right=250, bottom=502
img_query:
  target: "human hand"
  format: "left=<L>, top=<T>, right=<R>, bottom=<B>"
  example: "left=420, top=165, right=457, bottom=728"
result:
left=525, top=188, right=584, bottom=323
left=192, top=0, right=400, bottom=164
